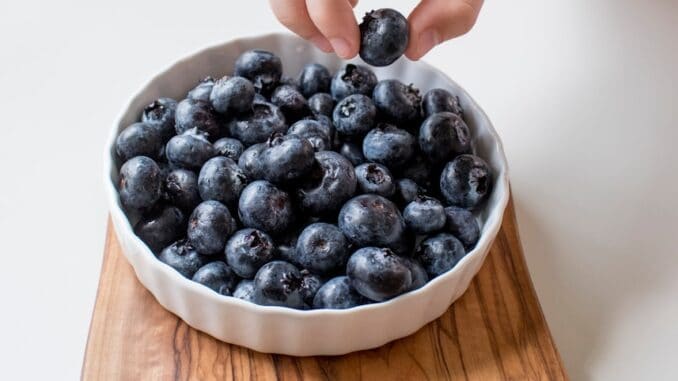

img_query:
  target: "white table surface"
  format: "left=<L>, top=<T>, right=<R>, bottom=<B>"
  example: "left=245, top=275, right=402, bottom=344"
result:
left=1, top=1, right=677, bottom=379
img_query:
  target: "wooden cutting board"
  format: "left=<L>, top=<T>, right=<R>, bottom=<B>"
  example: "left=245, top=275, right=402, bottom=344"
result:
left=82, top=198, right=567, bottom=380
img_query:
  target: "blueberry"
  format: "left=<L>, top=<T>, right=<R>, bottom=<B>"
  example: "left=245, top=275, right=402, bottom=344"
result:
left=308, top=93, right=334, bottom=118
left=362, top=124, right=415, bottom=167
left=213, top=137, right=244, bottom=161
left=116, top=122, right=164, bottom=162
left=165, top=128, right=217, bottom=170
left=444, top=206, right=480, bottom=250
left=355, top=163, right=395, bottom=197
left=297, top=151, right=357, bottom=215
left=253, top=93, right=267, bottom=103
left=440, top=154, right=492, bottom=209
left=359, top=8, right=409, bottom=67
left=279, top=76, right=299, bottom=89
left=403, top=196, right=446, bottom=234
left=174, top=98, right=220, bottom=138
left=234, top=50, right=282, bottom=95
left=401, top=257, right=429, bottom=291
left=187, top=200, right=236, bottom=255
left=227, top=102, right=287, bottom=146
left=225, top=228, right=275, bottom=278
left=298, top=63, right=331, bottom=97
left=187, top=77, right=215, bottom=101
left=372, top=80, right=421, bottom=124
left=332, top=94, right=376, bottom=136
left=163, top=169, right=201, bottom=212
left=295, top=223, right=349, bottom=274
left=313, top=276, right=366, bottom=309
left=391, top=229, right=416, bottom=257
left=134, top=205, right=185, bottom=253
left=330, top=64, right=377, bottom=101
left=233, top=279, right=256, bottom=302
left=338, top=194, right=405, bottom=249
left=346, top=247, right=412, bottom=301
left=394, top=178, right=424, bottom=206
left=287, top=119, right=332, bottom=152
left=398, top=154, right=433, bottom=188
left=339, top=141, right=365, bottom=166
left=198, top=156, right=248, bottom=204
left=419, top=112, right=471, bottom=164
left=253, top=261, right=305, bottom=308
left=299, top=270, right=324, bottom=305
left=158, top=239, right=210, bottom=278
left=192, top=261, right=240, bottom=296
left=118, top=156, right=162, bottom=211
left=209, top=76, right=255, bottom=115
left=415, top=233, right=466, bottom=277
left=237, top=142, right=267, bottom=180
left=276, top=233, right=299, bottom=266
left=422, top=88, right=463, bottom=118
left=238, top=180, right=294, bottom=235
left=271, top=84, right=310, bottom=121
left=141, top=97, right=178, bottom=141
left=258, top=133, right=314, bottom=184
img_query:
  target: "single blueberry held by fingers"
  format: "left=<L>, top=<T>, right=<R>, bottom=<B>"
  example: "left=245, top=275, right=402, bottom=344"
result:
left=165, top=128, right=217, bottom=170
left=192, top=261, right=239, bottom=296
left=271, top=85, right=310, bottom=121
left=338, top=194, right=405, bottom=249
left=209, top=76, right=255, bottom=115
left=339, top=141, right=365, bottom=166
left=187, top=77, right=215, bottom=101
left=298, top=63, right=331, bottom=97
left=355, top=163, right=395, bottom=197
left=119, top=156, right=162, bottom=211
left=297, top=151, right=357, bottom=215
left=422, top=88, right=463, bottom=118
left=287, top=119, right=332, bottom=152
left=440, top=154, right=492, bottom=209
left=330, top=64, right=377, bottom=101
left=394, top=178, right=424, bottom=206
left=296, top=223, right=349, bottom=274
left=198, top=156, right=248, bottom=205
left=164, top=169, right=201, bottom=212
left=333, top=94, right=377, bottom=136
left=158, top=239, right=210, bottom=279
left=225, top=228, right=275, bottom=278
left=188, top=200, right=236, bottom=255
left=415, top=233, right=466, bottom=277
left=227, top=102, right=287, bottom=146
left=237, top=142, right=267, bottom=180
left=213, top=137, right=244, bottom=161
left=362, top=124, right=415, bottom=167
left=174, top=98, right=220, bottom=138
left=308, top=93, right=334, bottom=117
left=253, top=261, right=305, bottom=308
left=233, top=279, right=256, bottom=302
left=238, top=181, right=294, bottom=235
left=313, top=276, right=366, bottom=309
left=234, top=50, right=282, bottom=95
left=403, top=196, right=446, bottom=234
left=444, top=206, right=480, bottom=250
left=347, top=247, right=412, bottom=301
left=260, top=133, right=315, bottom=184
left=299, top=270, right=324, bottom=305
left=116, top=122, right=164, bottom=163
left=141, top=97, right=177, bottom=141
left=419, top=112, right=471, bottom=164
left=359, top=8, right=409, bottom=67
left=372, top=80, right=421, bottom=124
left=134, top=205, right=185, bottom=253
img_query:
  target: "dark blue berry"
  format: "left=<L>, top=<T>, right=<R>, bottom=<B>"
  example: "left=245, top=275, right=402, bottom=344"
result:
left=237, top=142, right=267, bottom=180
left=313, top=276, right=366, bottom=309
left=401, top=257, right=428, bottom=291
left=372, top=79, right=421, bottom=124
left=174, top=98, right=220, bottom=138
left=298, top=63, right=331, bottom=97
left=440, top=154, right=492, bottom=209
left=419, top=112, right=471, bottom=164
left=398, top=154, right=432, bottom=188
left=299, top=270, right=324, bottom=305
left=330, top=64, right=377, bottom=101
left=209, top=76, right=255, bottom=115
left=192, top=261, right=240, bottom=296
left=233, top=279, right=256, bottom=302
left=134, top=205, right=185, bottom=253
left=187, top=77, right=215, bottom=101
left=158, top=239, right=210, bottom=279
left=141, top=97, right=177, bottom=141
left=308, top=93, right=334, bottom=117
left=253, top=261, right=305, bottom=308
left=227, top=102, right=287, bottom=146
left=444, top=206, right=480, bottom=250
left=225, top=228, right=275, bottom=278
left=238, top=180, right=294, bottom=235
left=359, top=8, right=409, bottom=67
left=187, top=200, right=236, bottom=255
left=362, top=123, right=415, bottom=167
left=234, top=50, right=282, bottom=95
left=403, top=196, right=446, bottom=234
left=333, top=94, right=376, bottom=136
left=346, top=247, right=412, bottom=301
left=163, top=169, right=201, bottom=212
left=271, top=84, right=310, bottom=121
left=165, top=128, right=217, bottom=170
left=116, top=122, right=164, bottom=162
left=198, top=156, right=248, bottom=204
left=119, top=156, right=162, bottom=211
left=394, top=178, right=424, bottom=206
left=297, top=151, right=357, bottom=215
left=213, top=137, right=244, bottom=161
left=295, top=223, right=349, bottom=274
left=422, top=88, right=463, bottom=118
left=339, top=141, right=365, bottom=166
left=415, top=233, right=466, bottom=277
left=355, top=163, right=395, bottom=197
left=287, top=119, right=332, bottom=152
left=260, top=133, right=315, bottom=184
left=338, top=194, right=405, bottom=249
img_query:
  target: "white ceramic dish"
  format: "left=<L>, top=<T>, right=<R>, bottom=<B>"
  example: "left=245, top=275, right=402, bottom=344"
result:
left=104, top=33, right=510, bottom=356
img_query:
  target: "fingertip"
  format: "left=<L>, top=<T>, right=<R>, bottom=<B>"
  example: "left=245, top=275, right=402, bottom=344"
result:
left=310, top=35, right=333, bottom=53
left=405, top=29, right=440, bottom=61
left=306, top=0, right=360, bottom=59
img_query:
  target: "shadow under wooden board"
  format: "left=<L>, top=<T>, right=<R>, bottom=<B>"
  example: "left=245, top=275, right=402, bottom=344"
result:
left=82, top=198, right=568, bottom=381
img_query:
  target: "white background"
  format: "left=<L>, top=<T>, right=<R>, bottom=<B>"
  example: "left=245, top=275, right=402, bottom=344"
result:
left=1, top=1, right=677, bottom=380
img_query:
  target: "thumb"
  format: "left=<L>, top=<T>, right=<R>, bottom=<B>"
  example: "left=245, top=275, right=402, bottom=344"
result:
left=405, top=0, right=483, bottom=60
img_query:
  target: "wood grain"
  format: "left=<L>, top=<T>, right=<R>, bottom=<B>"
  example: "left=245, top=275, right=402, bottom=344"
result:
left=82, top=199, right=567, bottom=380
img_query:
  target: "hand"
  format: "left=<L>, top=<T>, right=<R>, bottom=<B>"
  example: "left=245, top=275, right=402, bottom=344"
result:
left=268, top=0, right=483, bottom=61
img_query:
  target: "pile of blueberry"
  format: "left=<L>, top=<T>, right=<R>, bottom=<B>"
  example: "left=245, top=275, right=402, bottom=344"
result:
left=115, top=48, right=492, bottom=310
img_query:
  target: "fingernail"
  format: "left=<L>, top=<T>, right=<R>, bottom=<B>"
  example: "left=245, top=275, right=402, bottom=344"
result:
left=417, top=29, right=440, bottom=59
left=310, top=35, right=333, bottom=53
left=329, top=38, right=352, bottom=58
